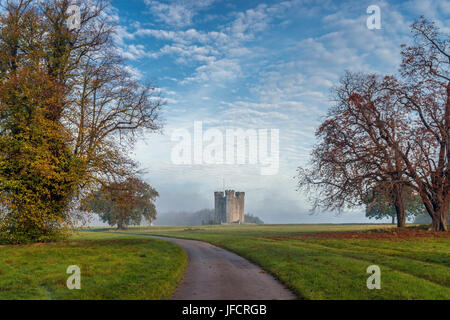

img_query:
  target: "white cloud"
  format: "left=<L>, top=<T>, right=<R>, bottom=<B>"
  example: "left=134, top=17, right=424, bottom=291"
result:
left=228, top=4, right=271, bottom=40
left=145, top=0, right=216, bottom=28
left=134, top=28, right=228, bottom=44
left=182, top=58, right=242, bottom=83
left=123, top=65, right=144, bottom=80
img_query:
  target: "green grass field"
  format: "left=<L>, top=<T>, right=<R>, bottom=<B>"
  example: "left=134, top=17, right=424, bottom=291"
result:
left=121, top=224, right=450, bottom=300
left=0, top=231, right=187, bottom=299
left=1, top=224, right=448, bottom=300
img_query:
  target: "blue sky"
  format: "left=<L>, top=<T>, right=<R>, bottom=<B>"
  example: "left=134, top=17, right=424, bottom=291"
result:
left=103, top=0, right=449, bottom=224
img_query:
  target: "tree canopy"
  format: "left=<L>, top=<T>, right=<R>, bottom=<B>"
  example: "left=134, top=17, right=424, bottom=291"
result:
left=87, top=177, right=158, bottom=230
left=0, top=0, right=163, bottom=243
left=298, top=17, right=449, bottom=231
left=365, top=190, right=425, bottom=223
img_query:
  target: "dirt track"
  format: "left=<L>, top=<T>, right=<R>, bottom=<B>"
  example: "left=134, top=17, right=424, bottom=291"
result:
left=150, top=236, right=296, bottom=300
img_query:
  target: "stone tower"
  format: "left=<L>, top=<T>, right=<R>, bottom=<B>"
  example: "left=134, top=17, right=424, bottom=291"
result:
left=214, top=190, right=245, bottom=224
left=214, top=191, right=226, bottom=223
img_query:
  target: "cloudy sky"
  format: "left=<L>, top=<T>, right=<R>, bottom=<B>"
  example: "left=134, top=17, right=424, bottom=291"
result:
left=105, top=0, right=449, bottom=224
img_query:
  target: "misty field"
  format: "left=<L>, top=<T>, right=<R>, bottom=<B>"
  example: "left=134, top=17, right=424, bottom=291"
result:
left=123, top=224, right=450, bottom=300
left=0, top=232, right=186, bottom=299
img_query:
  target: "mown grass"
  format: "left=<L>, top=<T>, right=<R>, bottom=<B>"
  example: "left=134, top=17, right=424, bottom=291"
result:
left=0, top=230, right=187, bottom=299
left=122, top=224, right=450, bottom=300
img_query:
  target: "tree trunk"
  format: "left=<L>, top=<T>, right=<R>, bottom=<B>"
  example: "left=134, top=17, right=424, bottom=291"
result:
left=391, top=215, right=396, bottom=225
left=429, top=215, right=445, bottom=231
left=117, top=216, right=126, bottom=230
left=430, top=82, right=449, bottom=232
left=428, top=200, right=448, bottom=231
left=393, top=184, right=406, bottom=227
left=440, top=209, right=448, bottom=231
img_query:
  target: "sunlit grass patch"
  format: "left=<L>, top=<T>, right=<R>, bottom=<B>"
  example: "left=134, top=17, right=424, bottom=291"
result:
left=0, top=232, right=187, bottom=300
left=127, top=224, right=450, bottom=300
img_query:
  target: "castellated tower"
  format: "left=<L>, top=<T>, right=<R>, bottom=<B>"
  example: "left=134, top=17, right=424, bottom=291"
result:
left=214, top=190, right=245, bottom=224
left=214, top=191, right=226, bottom=223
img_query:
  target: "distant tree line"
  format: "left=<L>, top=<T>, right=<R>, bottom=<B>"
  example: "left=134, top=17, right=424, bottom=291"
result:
left=154, top=209, right=264, bottom=226
left=243, top=214, right=264, bottom=224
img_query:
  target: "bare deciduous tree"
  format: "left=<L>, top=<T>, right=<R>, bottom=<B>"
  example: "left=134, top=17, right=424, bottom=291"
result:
left=385, top=18, right=449, bottom=231
left=297, top=72, right=411, bottom=227
left=298, top=18, right=448, bottom=231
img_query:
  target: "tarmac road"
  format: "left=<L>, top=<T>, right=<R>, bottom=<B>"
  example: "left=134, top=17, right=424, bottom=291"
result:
left=150, top=236, right=297, bottom=300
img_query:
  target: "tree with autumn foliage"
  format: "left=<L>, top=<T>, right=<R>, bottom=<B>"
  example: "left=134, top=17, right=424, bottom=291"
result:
left=391, top=18, right=449, bottom=231
left=297, top=72, right=412, bottom=227
left=0, top=0, right=162, bottom=243
left=87, top=177, right=159, bottom=230
left=298, top=17, right=449, bottom=231
left=0, top=0, right=81, bottom=243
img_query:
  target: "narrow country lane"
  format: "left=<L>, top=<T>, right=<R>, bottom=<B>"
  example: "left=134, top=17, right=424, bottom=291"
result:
left=149, top=236, right=297, bottom=300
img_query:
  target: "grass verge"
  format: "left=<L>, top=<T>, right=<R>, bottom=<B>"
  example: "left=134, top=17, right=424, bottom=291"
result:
left=0, top=230, right=187, bottom=299
left=122, top=224, right=450, bottom=300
